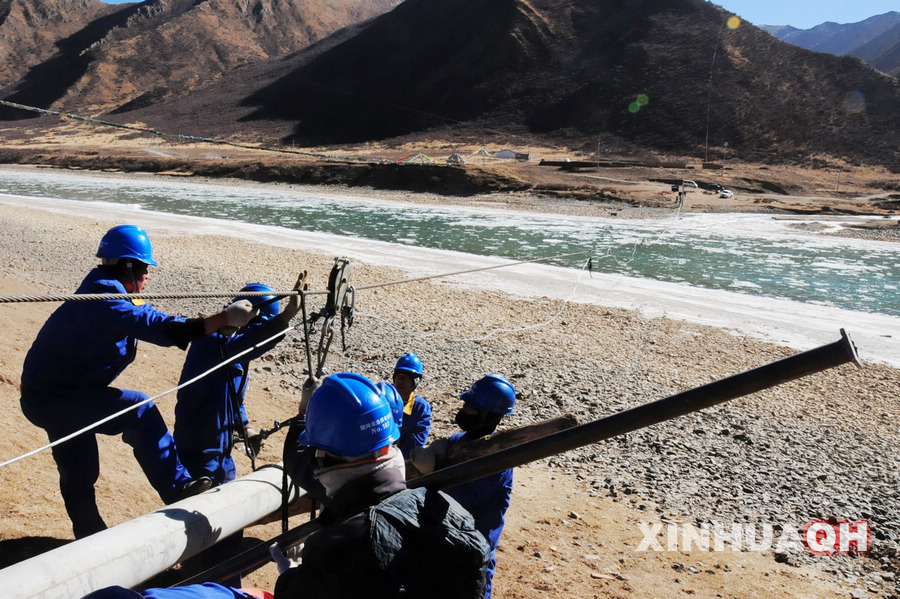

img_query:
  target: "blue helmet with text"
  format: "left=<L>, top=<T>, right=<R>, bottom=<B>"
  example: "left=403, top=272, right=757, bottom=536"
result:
left=303, top=372, right=399, bottom=457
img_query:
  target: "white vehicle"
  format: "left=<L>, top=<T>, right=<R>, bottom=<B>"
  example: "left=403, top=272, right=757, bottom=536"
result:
left=719, top=189, right=733, bottom=198
left=682, top=180, right=698, bottom=188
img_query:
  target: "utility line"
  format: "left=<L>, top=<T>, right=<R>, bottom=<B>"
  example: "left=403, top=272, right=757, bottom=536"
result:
left=0, top=248, right=592, bottom=468
left=0, top=99, right=382, bottom=163
left=0, top=250, right=592, bottom=304
left=353, top=250, right=592, bottom=292
left=0, top=289, right=314, bottom=304
left=0, top=322, right=300, bottom=470
left=357, top=256, right=594, bottom=343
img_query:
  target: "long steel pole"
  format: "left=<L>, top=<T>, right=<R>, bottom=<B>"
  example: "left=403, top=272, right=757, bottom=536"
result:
left=410, top=329, right=860, bottom=491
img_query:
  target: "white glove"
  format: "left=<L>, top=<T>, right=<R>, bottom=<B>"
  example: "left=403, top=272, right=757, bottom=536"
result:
left=410, top=438, right=450, bottom=474
left=269, top=542, right=303, bottom=574
left=225, top=299, right=255, bottom=328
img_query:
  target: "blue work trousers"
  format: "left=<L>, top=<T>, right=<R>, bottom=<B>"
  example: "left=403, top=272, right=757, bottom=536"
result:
left=21, top=386, right=192, bottom=538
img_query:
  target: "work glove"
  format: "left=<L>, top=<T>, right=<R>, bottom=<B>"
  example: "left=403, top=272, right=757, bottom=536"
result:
left=269, top=542, right=303, bottom=574
left=410, top=438, right=450, bottom=474
left=225, top=299, right=255, bottom=328
left=298, top=376, right=321, bottom=415
left=282, top=273, right=305, bottom=322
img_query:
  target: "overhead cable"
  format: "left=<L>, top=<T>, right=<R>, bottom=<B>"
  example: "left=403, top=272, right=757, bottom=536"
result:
left=0, top=322, right=299, bottom=470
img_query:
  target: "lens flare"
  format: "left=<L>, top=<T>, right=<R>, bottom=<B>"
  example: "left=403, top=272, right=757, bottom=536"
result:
left=727, top=16, right=741, bottom=30
left=629, top=94, right=649, bottom=113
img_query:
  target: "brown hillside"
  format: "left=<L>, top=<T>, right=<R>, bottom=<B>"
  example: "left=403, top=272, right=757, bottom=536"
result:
left=234, top=0, right=900, bottom=165
left=1, top=0, right=899, bottom=168
left=0, top=0, right=119, bottom=93
left=0, top=0, right=402, bottom=114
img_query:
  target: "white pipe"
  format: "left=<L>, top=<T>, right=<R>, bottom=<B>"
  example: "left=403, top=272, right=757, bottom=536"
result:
left=0, top=465, right=301, bottom=598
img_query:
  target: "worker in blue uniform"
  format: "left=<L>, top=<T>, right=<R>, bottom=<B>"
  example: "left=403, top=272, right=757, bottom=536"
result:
left=391, top=352, right=432, bottom=458
left=19, top=224, right=257, bottom=539
left=412, top=373, right=517, bottom=599
left=82, top=582, right=275, bottom=599
left=174, top=282, right=301, bottom=586
left=282, top=380, right=405, bottom=508
left=83, top=583, right=271, bottom=599
left=174, top=282, right=300, bottom=486
left=89, top=372, right=490, bottom=599
left=273, top=371, right=490, bottom=598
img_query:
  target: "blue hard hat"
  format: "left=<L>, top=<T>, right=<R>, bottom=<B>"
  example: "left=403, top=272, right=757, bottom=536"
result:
left=460, top=373, right=516, bottom=415
left=235, top=282, right=279, bottom=321
left=96, top=224, right=157, bottom=266
left=377, top=381, right=404, bottom=428
left=394, top=353, right=423, bottom=377
left=303, top=372, right=399, bottom=457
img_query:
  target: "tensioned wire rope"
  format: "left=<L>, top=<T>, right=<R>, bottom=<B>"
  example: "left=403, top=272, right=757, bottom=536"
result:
left=0, top=250, right=592, bottom=304
left=358, top=256, right=595, bottom=343
left=0, top=320, right=302, bottom=470
left=0, top=249, right=596, bottom=469
left=0, top=79, right=535, bottom=163
left=0, top=86, right=690, bottom=465
left=0, top=206, right=694, bottom=469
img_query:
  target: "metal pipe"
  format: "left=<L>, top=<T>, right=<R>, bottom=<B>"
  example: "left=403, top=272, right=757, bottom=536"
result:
left=0, top=465, right=300, bottom=598
left=410, top=328, right=861, bottom=491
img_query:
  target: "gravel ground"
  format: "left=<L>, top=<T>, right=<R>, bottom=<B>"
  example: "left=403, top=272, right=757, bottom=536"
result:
left=1, top=201, right=898, bottom=597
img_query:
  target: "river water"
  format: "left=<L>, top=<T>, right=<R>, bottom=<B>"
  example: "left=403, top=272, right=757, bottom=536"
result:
left=0, top=167, right=898, bottom=365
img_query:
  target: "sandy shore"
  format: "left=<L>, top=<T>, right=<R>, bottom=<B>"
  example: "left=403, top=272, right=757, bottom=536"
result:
left=0, top=199, right=898, bottom=597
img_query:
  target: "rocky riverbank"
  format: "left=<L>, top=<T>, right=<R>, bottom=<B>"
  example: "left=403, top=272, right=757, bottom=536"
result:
left=0, top=200, right=897, bottom=598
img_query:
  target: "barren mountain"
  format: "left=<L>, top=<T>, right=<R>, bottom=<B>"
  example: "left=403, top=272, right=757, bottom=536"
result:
left=0, top=0, right=119, bottom=92
left=851, top=21, right=900, bottom=78
left=2, top=0, right=900, bottom=167
left=0, top=0, right=401, bottom=114
left=232, top=0, right=900, bottom=164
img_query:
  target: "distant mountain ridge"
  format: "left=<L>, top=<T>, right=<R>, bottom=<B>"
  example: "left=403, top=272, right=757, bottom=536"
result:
left=762, top=12, right=900, bottom=77
left=1, top=0, right=899, bottom=168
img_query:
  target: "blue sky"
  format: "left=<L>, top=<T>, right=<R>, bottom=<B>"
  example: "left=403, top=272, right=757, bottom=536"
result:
left=711, top=1, right=898, bottom=29
left=96, top=0, right=896, bottom=30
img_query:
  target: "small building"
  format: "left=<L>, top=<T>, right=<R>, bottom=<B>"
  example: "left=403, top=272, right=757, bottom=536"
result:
left=495, top=149, right=530, bottom=162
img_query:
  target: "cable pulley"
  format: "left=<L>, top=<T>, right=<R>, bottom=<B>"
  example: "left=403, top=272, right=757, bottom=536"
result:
left=312, top=258, right=353, bottom=377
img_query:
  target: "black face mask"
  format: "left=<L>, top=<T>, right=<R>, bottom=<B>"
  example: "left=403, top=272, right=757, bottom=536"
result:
left=455, top=408, right=503, bottom=439
left=455, top=409, right=485, bottom=433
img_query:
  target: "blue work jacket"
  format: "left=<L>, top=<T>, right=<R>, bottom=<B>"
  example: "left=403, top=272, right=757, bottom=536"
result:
left=446, top=432, right=514, bottom=552
left=397, top=393, right=432, bottom=458
left=22, top=268, right=186, bottom=391
left=174, top=316, right=287, bottom=460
